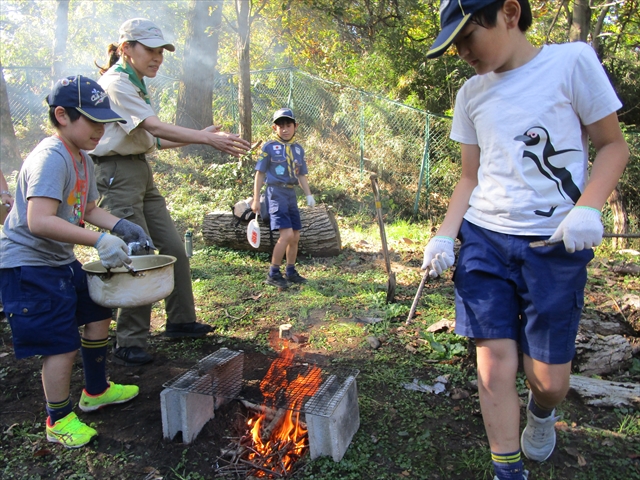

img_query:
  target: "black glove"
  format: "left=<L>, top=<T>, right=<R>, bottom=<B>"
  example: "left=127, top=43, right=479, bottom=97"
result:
left=112, top=219, right=156, bottom=255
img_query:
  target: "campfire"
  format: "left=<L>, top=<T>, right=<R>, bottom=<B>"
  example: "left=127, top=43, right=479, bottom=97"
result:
left=215, top=345, right=322, bottom=478
left=162, top=344, right=360, bottom=477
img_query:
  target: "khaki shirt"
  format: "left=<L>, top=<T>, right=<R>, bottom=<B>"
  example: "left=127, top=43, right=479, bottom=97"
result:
left=91, top=67, right=157, bottom=157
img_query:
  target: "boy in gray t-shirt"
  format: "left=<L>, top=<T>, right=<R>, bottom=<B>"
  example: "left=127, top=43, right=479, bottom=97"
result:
left=0, top=76, right=154, bottom=448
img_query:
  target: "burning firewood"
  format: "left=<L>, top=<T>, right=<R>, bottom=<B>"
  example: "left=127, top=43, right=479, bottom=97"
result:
left=260, top=408, right=287, bottom=442
left=240, top=399, right=278, bottom=421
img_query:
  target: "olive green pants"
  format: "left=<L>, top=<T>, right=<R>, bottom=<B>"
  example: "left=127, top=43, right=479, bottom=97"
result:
left=93, top=154, right=195, bottom=348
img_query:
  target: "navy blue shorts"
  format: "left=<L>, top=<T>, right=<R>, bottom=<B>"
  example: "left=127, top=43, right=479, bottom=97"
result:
left=266, top=186, right=301, bottom=231
left=0, top=260, right=113, bottom=359
left=453, top=220, right=593, bottom=364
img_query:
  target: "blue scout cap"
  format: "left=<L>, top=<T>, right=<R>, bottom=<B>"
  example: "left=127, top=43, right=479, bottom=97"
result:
left=427, top=0, right=497, bottom=59
left=273, top=108, right=296, bottom=123
left=47, top=75, right=126, bottom=123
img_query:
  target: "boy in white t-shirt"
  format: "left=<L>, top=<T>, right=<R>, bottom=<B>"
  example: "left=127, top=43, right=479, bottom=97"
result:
left=423, top=1, right=629, bottom=479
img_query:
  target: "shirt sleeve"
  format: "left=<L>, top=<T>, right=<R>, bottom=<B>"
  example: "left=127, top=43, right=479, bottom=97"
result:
left=571, top=44, right=622, bottom=126
left=104, top=74, right=157, bottom=135
left=255, top=148, right=270, bottom=173
left=450, top=82, right=478, bottom=145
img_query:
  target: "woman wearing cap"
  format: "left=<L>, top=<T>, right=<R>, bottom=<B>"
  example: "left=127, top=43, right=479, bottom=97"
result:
left=91, top=18, right=250, bottom=367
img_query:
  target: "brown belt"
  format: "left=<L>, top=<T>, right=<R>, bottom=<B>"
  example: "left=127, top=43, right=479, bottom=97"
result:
left=91, top=153, right=146, bottom=162
left=267, top=182, right=297, bottom=189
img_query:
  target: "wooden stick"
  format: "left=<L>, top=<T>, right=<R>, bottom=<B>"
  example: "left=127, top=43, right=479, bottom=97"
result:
left=406, top=270, right=429, bottom=324
left=240, top=399, right=279, bottom=421
left=261, top=408, right=287, bottom=442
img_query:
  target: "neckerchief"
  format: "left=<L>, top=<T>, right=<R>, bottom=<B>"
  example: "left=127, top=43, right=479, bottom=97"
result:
left=274, top=134, right=297, bottom=180
left=115, top=60, right=151, bottom=105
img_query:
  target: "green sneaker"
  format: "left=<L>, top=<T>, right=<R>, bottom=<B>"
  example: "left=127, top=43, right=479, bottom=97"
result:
left=79, top=381, right=139, bottom=412
left=46, top=412, right=97, bottom=448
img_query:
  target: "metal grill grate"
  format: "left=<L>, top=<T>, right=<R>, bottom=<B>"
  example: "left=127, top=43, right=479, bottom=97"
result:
left=163, top=348, right=243, bottom=399
left=163, top=349, right=359, bottom=418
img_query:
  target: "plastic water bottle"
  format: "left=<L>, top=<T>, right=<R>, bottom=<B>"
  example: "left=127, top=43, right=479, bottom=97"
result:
left=184, top=230, right=193, bottom=258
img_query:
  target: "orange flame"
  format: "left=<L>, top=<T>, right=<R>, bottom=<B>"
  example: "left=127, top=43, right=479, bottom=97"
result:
left=245, top=342, right=322, bottom=475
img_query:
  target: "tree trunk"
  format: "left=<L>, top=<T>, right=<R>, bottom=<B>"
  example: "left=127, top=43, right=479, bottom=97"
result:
left=569, top=0, right=590, bottom=42
left=202, top=205, right=342, bottom=256
left=176, top=0, right=220, bottom=158
left=52, top=0, right=69, bottom=82
left=236, top=0, right=252, bottom=143
left=607, top=185, right=629, bottom=249
left=0, top=62, right=22, bottom=173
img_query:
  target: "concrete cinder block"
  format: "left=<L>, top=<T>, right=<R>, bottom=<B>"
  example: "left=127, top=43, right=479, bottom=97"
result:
left=204, top=348, right=244, bottom=408
left=305, top=375, right=360, bottom=462
left=161, top=381, right=214, bottom=444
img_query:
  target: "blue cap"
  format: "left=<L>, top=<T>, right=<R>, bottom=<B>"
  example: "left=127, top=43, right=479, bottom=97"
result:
left=47, top=75, right=126, bottom=123
left=273, top=108, right=296, bottom=123
left=427, top=0, right=495, bottom=59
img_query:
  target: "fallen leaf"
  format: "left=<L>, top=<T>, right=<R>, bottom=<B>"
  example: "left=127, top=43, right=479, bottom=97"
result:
left=565, top=447, right=580, bottom=458
left=451, top=388, right=470, bottom=400
left=33, top=448, right=52, bottom=457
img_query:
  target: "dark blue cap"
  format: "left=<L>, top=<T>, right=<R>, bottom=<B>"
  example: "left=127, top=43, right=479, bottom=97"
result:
left=272, top=108, right=296, bottom=123
left=47, top=75, right=126, bottom=123
left=427, top=0, right=496, bottom=59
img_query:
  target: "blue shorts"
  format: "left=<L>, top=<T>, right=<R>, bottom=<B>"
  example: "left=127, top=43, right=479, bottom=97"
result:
left=266, top=186, right=301, bottom=231
left=0, top=260, right=112, bottom=359
left=453, top=220, right=593, bottom=364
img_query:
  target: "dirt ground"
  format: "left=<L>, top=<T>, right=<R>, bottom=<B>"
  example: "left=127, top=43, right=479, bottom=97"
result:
left=1, top=266, right=639, bottom=479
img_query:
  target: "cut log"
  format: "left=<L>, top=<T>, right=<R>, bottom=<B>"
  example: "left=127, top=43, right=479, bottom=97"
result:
left=574, top=332, right=633, bottom=376
left=202, top=204, right=341, bottom=257
left=569, top=375, right=640, bottom=407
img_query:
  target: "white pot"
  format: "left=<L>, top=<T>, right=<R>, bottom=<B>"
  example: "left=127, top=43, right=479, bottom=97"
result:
left=82, top=254, right=177, bottom=308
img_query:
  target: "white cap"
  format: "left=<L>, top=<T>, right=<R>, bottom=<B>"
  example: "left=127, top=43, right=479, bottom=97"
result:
left=118, top=18, right=175, bottom=52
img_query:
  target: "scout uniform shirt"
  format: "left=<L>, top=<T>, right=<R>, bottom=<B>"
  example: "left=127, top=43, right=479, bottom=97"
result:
left=256, top=138, right=308, bottom=185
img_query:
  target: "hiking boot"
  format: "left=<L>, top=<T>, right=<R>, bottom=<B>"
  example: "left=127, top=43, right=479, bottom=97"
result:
left=265, top=271, right=289, bottom=289
left=112, top=345, right=153, bottom=366
left=46, top=412, right=97, bottom=448
left=285, top=270, right=307, bottom=284
left=79, top=381, right=139, bottom=412
left=165, top=321, right=213, bottom=338
left=521, top=391, right=559, bottom=461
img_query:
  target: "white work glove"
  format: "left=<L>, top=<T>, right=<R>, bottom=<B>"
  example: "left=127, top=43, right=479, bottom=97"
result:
left=94, top=233, right=132, bottom=269
left=548, top=206, right=603, bottom=253
left=306, top=195, right=316, bottom=207
left=422, top=236, right=455, bottom=278
left=111, top=218, right=156, bottom=255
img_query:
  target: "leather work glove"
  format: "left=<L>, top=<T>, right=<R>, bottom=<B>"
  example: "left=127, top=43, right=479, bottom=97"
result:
left=306, top=195, right=316, bottom=207
left=422, top=236, right=455, bottom=278
left=112, top=218, right=156, bottom=255
left=94, top=233, right=131, bottom=269
left=548, top=206, right=603, bottom=253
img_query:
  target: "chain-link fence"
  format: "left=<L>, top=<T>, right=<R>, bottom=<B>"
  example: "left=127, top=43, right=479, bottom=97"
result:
left=4, top=66, right=639, bottom=222
left=4, top=66, right=456, bottom=217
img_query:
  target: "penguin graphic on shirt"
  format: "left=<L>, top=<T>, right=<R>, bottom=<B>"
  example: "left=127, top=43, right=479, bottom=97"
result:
left=514, top=126, right=582, bottom=217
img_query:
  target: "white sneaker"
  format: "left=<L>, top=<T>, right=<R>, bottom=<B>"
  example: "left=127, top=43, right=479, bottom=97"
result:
left=521, top=391, right=559, bottom=461
left=493, top=470, right=529, bottom=480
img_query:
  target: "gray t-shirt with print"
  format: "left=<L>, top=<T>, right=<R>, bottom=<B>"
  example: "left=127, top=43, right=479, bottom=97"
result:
left=0, top=136, right=99, bottom=268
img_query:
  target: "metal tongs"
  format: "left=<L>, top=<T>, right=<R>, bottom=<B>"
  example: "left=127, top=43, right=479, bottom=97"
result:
left=529, top=232, right=640, bottom=248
